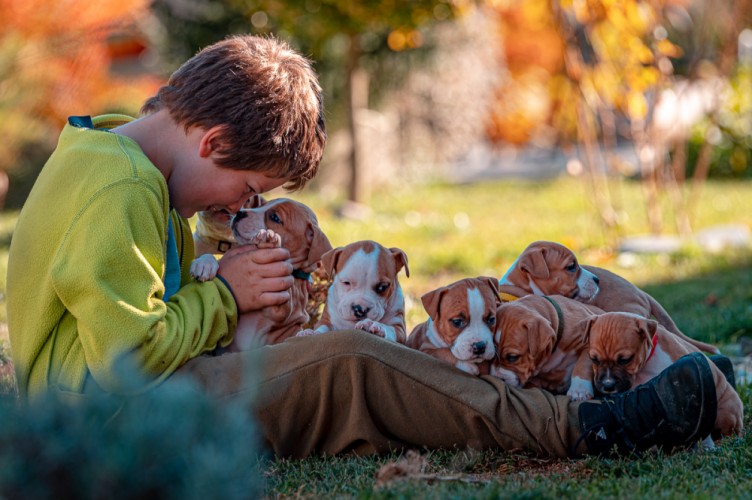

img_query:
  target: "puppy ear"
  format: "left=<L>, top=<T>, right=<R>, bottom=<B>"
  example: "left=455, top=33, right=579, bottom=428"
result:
left=305, top=221, right=333, bottom=267
left=576, top=315, right=599, bottom=345
left=478, top=276, right=501, bottom=304
left=421, top=287, right=446, bottom=319
left=320, top=247, right=343, bottom=279
left=389, top=247, right=410, bottom=278
left=519, top=248, right=550, bottom=279
left=244, top=194, right=267, bottom=209
left=529, top=317, right=557, bottom=361
left=636, top=317, right=658, bottom=351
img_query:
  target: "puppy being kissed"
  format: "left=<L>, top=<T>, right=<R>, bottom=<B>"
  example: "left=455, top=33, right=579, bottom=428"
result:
left=490, top=295, right=604, bottom=400
left=407, top=277, right=500, bottom=376
left=191, top=197, right=332, bottom=349
left=585, top=312, right=743, bottom=442
left=299, top=240, right=409, bottom=343
left=192, top=194, right=264, bottom=258
left=498, top=240, right=719, bottom=354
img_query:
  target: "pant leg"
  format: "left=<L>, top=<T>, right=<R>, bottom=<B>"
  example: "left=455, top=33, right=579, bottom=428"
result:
left=172, top=330, right=585, bottom=458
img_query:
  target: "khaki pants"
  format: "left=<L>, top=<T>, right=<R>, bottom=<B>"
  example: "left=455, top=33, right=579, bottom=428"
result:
left=173, top=330, right=586, bottom=458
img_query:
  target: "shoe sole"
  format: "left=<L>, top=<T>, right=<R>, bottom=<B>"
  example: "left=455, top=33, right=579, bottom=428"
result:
left=684, top=352, right=718, bottom=446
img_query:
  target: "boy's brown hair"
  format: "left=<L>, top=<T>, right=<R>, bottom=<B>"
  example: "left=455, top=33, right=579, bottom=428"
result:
left=142, top=35, right=326, bottom=190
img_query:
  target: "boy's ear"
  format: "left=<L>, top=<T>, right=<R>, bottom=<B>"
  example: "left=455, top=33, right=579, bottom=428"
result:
left=198, top=125, right=228, bottom=158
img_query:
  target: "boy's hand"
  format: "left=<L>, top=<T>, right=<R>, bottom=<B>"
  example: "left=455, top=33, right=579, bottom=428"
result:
left=217, top=245, right=293, bottom=313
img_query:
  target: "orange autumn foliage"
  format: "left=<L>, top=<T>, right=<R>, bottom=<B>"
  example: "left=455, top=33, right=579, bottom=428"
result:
left=0, top=0, right=161, bottom=173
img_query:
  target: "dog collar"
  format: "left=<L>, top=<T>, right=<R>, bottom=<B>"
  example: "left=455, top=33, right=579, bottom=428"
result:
left=196, top=234, right=233, bottom=253
left=542, top=295, right=564, bottom=350
left=646, top=333, right=658, bottom=362
left=215, top=240, right=232, bottom=253
left=292, top=269, right=311, bottom=281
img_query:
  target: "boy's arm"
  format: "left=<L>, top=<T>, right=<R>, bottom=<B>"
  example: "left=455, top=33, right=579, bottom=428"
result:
left=51, top=182, right=236, bottom=394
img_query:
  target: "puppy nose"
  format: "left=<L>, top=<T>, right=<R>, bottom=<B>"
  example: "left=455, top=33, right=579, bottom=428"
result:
left=352, top=304, right=370, bottom=319
left=593, top=275, right=600, bottom=285
left=231, top=210, right=247, bottom=231
left=472, top=341, right=487, bottom=355
left=600, top=379, right=617, bottom=393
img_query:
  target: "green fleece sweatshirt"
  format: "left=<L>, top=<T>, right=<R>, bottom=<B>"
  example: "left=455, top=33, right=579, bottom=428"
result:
left=7, top=114, right=237, bottom=399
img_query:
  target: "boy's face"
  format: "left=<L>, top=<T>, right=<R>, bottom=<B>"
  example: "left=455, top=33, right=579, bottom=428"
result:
left=169, top=159, right=286, bottom=218
left=167, top=125, right=287, bottom=218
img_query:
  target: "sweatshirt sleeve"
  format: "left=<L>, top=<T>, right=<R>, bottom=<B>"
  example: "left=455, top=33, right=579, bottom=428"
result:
left=50, top=179, right=237, bottom=394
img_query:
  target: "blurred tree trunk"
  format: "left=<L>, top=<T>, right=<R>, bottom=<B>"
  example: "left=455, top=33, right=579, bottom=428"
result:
left=345, top=34, right=369, bottom=204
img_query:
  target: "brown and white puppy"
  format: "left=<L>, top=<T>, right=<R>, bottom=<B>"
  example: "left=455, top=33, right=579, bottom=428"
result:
left=498, top=240, right=719, bottom=354
left=407, top=277, right=500, bottom=375
left=490, top=295, right=604, bottom=400
left=299, top=240, right=409, bottom=343
left=192, top=194, right=265, bottom=258
left=191, top=197, right=332, bottom=349
left=585, top=312, right=743, bottom=442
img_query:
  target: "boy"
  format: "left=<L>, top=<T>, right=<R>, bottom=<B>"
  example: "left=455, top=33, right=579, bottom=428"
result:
left=7, top=35, right=326, bottom=398
left=7, top=35, right=721, bottom=459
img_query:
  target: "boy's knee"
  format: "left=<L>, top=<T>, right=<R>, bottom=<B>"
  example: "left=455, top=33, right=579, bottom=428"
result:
left=287, top=329, right=394, bottom=359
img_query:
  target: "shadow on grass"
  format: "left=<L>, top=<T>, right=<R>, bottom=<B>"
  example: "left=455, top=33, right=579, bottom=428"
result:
left=640, top=255, right=752, bottom=346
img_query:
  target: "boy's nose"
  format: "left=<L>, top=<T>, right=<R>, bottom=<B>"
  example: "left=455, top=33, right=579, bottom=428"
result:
left=226, top=199, right=247, bottom=213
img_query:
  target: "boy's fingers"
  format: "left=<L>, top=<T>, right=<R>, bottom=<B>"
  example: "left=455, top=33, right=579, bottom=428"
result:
left=263, top=275, right=294, bottom=292
left=260, top=262, right=294, bottom=279
left=252, top=247, right=291, bottom=264
left=259, top=290, right=291, bottom=307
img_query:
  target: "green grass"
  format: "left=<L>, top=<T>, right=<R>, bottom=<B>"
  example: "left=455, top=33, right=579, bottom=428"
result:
left=1, top=176, right=752, bottom=497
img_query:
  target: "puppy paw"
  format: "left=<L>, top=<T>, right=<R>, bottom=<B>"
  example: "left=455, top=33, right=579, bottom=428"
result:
left=455, top=361, right=480, bottom=376
left=567, top=377, right=594, bottom=401
left=355, top=319, right=386, bottom=337
left=252, top=229, right=282, bottom=249
left=489, top=364, right=520, bottom=386
left=190, top=254, right=219, bottom=282
left=296, top=328, right=319, bottom=337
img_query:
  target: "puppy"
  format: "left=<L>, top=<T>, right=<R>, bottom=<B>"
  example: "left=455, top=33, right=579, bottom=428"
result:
left=585, top=312, right=743, bottom=441
left=299, top=240, right=409, bottom=343
left=192, top=194, right=265, bottom=258
left=406, top=277, right=500, bottom=375
left=490, top=295, right=604, bottom=400
left=498, top=240, right=719, bottom=354
left=191, top=197, right=332, bottom=349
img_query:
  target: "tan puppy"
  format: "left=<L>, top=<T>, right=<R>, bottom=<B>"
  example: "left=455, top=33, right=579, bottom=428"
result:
left=498, top=240, right=719, bottom=354
left=407, top=277, right=500, bottom=375
left=490, top=295, right=604, bottom=400
left=191, top=197, right=332, bottom=349
left=192, top=194, right=265, bottom=257
left=299, top=240, right=409, bottom=343
left=585, top=312, right=743, bottom=442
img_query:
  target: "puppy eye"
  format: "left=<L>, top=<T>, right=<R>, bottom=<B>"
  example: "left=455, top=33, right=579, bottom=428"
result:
left=505, top=354, right=520, bottom=363
left=618, top=356, right=633, bottom=366
left=374, top=282, right=390, bottom=294
left=565, top=263, right=578, bottom=272
left=450, top=318, right=466, bottom=329
left=268, top=211, right=282, bottom=224
left=486, top=314, right=496, bottom=327
left=341, top=280, right=351, bottom=286
left=590, top=357, right=601, bottom=366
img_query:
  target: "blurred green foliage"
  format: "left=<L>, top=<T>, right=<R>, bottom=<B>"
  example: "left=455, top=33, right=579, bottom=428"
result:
left=0, top=361, right=263, bottom=498
left=686, top=65, right=752, bottom=179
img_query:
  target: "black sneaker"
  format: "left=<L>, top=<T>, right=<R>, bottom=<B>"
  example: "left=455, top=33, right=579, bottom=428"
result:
left=709, top=354, right=736, bottom=390
left=576, top=352, right=717, bottom=456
